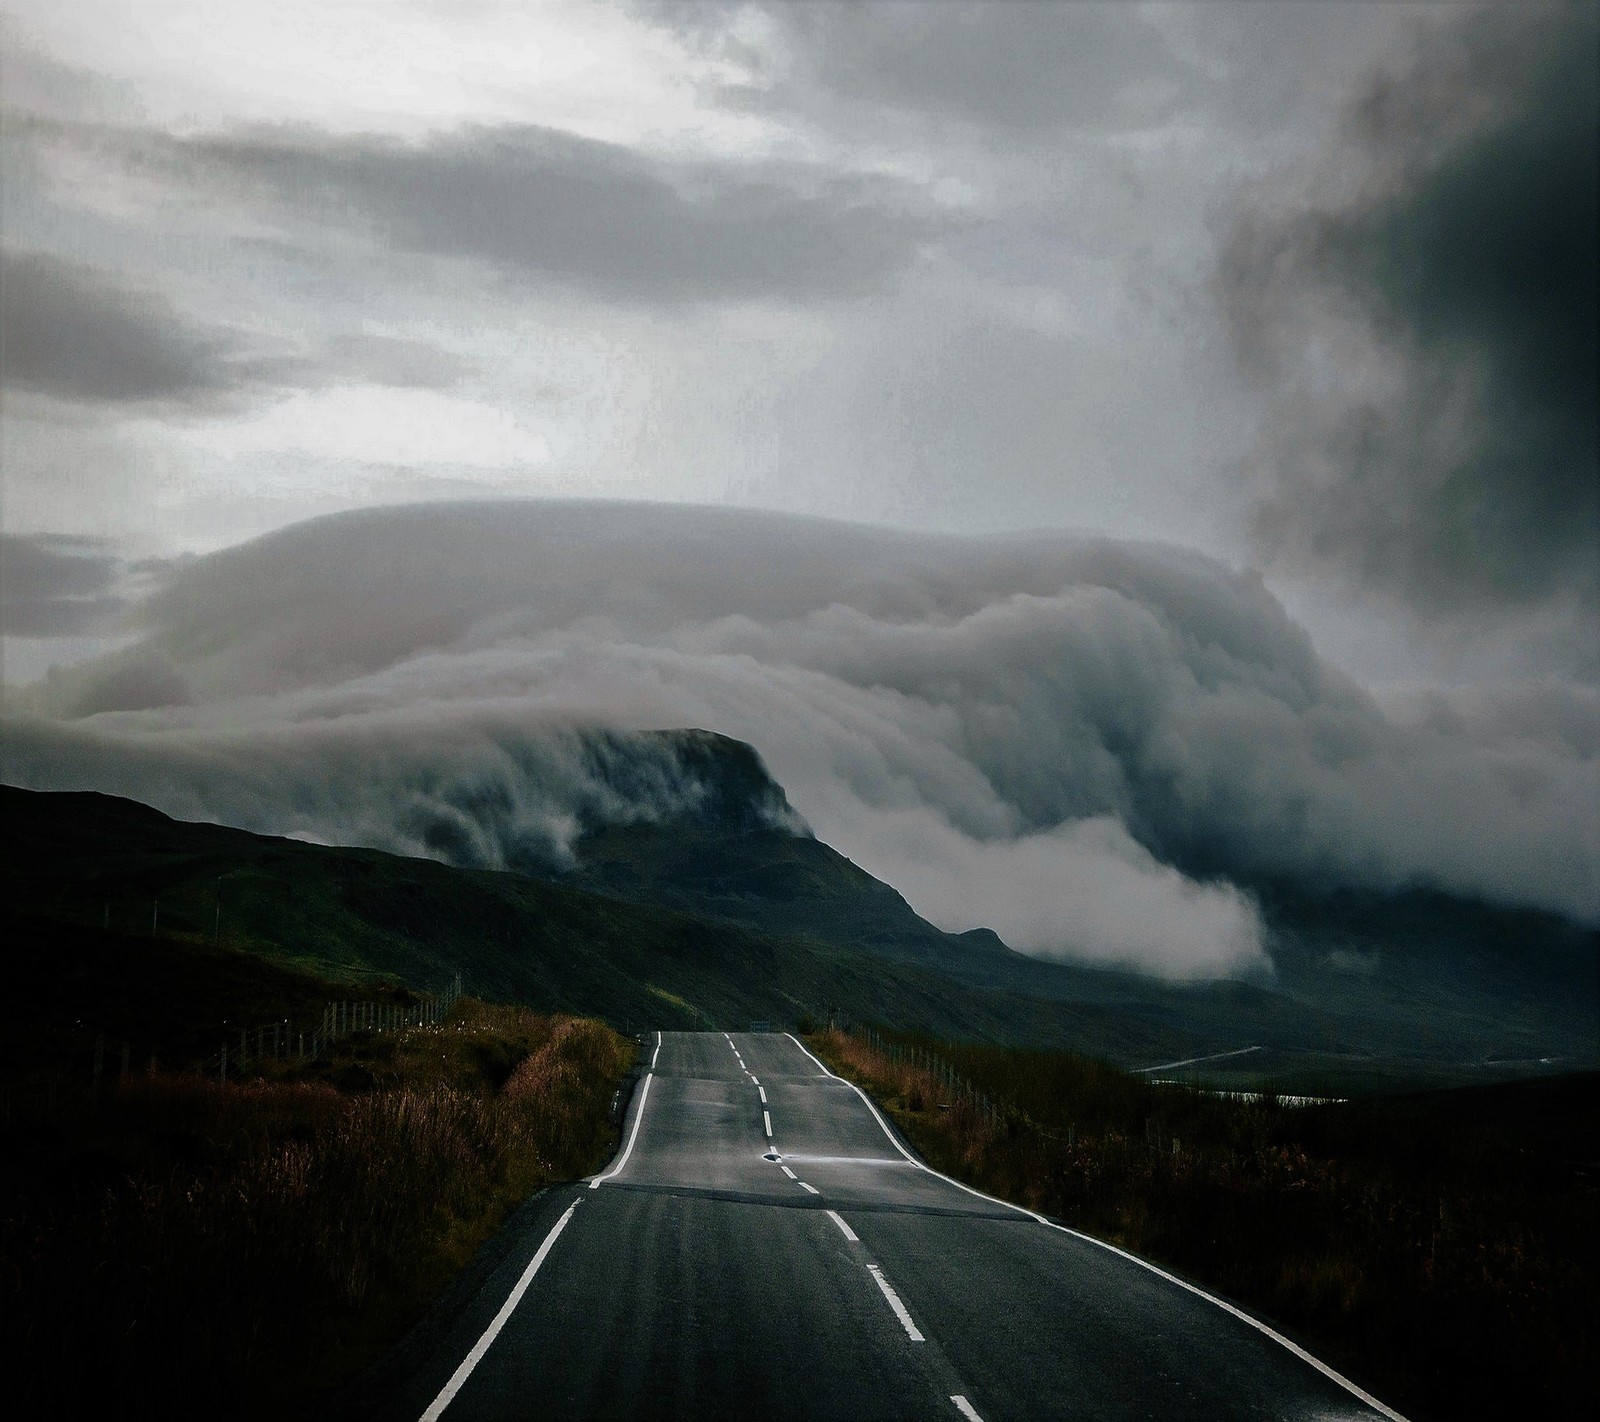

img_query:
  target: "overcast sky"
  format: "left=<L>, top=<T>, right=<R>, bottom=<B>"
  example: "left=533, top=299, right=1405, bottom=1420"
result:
left=4, top=0, right=1592, bottom=689
left=2, top=2, right=1595, bottom=973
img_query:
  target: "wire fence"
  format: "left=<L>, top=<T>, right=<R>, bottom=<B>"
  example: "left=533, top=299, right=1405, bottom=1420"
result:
left=203, top=972, right=464, bottom=1081
left=2, top=972, right=465, bottom=1121
left=851, top=1023, right=1005, bottom=1130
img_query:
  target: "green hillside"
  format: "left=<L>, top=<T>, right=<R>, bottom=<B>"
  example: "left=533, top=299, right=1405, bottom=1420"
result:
left=5, top=783, right=1593, bottom=1093
left=0, top=786, right=1211, bottom=1063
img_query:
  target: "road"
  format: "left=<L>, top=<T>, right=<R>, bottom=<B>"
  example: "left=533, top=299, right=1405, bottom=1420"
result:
left=366, top=1031, right=1406, bottom=1421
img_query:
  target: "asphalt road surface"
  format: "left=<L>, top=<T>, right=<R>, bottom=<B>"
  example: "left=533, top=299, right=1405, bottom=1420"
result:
left=367, top=1031, right=1406, bottom=1421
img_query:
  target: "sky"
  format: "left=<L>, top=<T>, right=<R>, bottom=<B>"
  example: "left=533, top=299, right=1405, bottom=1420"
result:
left=1, top=2, right=1595, bottom=976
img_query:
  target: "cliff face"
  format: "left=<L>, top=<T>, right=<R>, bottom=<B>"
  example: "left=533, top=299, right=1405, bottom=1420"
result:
left=573, top=729, right=810, bottom=839
left=543, top=730, right=997, bottom=971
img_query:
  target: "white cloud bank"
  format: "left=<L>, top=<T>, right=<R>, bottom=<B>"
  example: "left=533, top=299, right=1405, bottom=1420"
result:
left=4, top=502, right=1595, bottom=979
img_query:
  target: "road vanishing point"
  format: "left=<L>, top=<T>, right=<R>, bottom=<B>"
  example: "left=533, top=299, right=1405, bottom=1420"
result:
left=365, top=1032, right=1406, bottom=1421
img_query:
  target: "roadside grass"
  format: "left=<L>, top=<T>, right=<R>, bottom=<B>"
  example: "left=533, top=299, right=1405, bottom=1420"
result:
left=810, top=1027, right=1599, bottom=1422
left=1, top=999, right=635, bottom=1419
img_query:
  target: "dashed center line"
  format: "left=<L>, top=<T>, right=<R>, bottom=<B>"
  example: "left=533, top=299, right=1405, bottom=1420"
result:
left=797, top=1180, right=820, bottom=1195
left=867, top=1263, right=925, bottom=1342
left=950, top=1395, right=986, bottom=1421
left=758, top=1086, right=767, bottom=1103
left=762, top=1110, right=773, bottom=1137
left=780, top=1164, right=797, bottom=1179
left=825, top=1210, right=858, bottom=1242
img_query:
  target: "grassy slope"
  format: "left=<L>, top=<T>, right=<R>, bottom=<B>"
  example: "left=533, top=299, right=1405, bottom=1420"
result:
left=1, top=935, right=636, bottom=1420
left=6, top=784, right=1593, bottom=1089
left=0, top=786, right=1221, bottom=1062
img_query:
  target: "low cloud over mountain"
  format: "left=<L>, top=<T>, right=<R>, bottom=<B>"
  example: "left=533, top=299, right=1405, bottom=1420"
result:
left=4, top=502, right=1594, bottom=978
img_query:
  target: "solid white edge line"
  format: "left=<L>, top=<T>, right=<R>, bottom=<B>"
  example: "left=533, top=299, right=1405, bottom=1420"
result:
left=783, top=1034, right=1407, bottom=1421
left=866, top=1263, right=925, bottom=1342
left=950, top=1396, right=984, bottom=1422
left=419, top=1198, right=581, bottom=1421
left=589, top=1071, right=654, bottom=1189
left=785, top=1033, right=922, bottom=1168
left=825, top=1209, right=858, bottom=1242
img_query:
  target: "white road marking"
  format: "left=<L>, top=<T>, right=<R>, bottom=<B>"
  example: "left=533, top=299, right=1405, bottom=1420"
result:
left=1133, top=1045, right=1261, bottom=1075
left=763, top=1110, right=773, bottom=1137
left=758, top=1086, right=767, bottom=1103
left=867, top=1264, right=924, bottom=1342
left=784, top=1035, right=921, bottom=1169
left=749, top=1075, right=759, bottom=1086
left=797, top=1181, right=820, bottom=1195
left=950, top=1396, right=985, bottom=1421
left=825, top=1210, right=858, bottom=1242
left=774, top=1153, right=910, bottom=1168
left=418, top=1198, right=581, bottom=1421
left=650, top=1031, right=661, bottom=1070
left=780, top=1165, right=797, bottom=1179
left=783, top=1034, right=1409, bottom=1421
left=589, top=1071, right=654, bottom=1189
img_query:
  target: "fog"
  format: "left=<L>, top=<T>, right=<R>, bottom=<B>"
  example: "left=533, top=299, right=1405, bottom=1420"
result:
left=4, top=502, right=1594, bottom=978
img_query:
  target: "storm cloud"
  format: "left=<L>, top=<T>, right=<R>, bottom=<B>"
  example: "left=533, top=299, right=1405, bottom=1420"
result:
left=109, top=120, right=938, bottom=305
left=0, top=247, right=235, bottom=406
left=4, top=502, right=1594, bottom=981
left=0, top=532, right=123, bottom=635
left=1223, top=3, right=1599, bottom=615
left=658, top=0, right=1200, bottom=134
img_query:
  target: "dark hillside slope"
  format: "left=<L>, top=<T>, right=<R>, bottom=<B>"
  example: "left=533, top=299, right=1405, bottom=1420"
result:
left=6, top=780, right=1591, bottom=1090
left=0, top=785, right=1205, bottom=1061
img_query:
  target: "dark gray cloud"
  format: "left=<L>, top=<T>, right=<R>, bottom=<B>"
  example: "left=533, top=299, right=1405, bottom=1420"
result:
left=654, top=1, right=1199, bottom=134
left=1223, top=4, right=1599, bottom=613
left=0, top=247, right=234, bottom=405
left=157, top=121, right=934, bottom=303
left=0, top=240, right=469, bottom=409
left=5, top=503, right=1595, bottom=982
left=0, top=532, right=123, bottom=635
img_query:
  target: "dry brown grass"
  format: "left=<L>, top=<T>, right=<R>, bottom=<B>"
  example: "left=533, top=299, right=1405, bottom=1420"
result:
left=1, top=1000, right=635, bottom=1418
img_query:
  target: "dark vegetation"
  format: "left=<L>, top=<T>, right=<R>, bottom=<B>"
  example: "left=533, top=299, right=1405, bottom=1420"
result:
left=812, top=1028, right=1600, bottom=1422
left=0, top=944, right=634, bottom=1421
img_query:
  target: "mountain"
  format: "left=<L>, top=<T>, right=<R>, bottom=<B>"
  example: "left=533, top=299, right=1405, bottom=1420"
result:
left=3, top=738, right=1594, bottom=1093
left=0, top=784, right=1207, bottom=1064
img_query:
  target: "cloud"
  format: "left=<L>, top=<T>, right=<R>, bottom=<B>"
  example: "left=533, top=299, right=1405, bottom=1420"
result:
left=1221, top=3, right=1599, bottom=614
left=0, top=532, right=124, bottom=635
left=653, top=1, right=1200, bottom=135
left=0, top=247, right=236, bottom=405
left=3, top=502, right=1595, bottom=983
left=0, top=238, right=474, bottom=412
left=129, top=120, right=937, bottom=304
